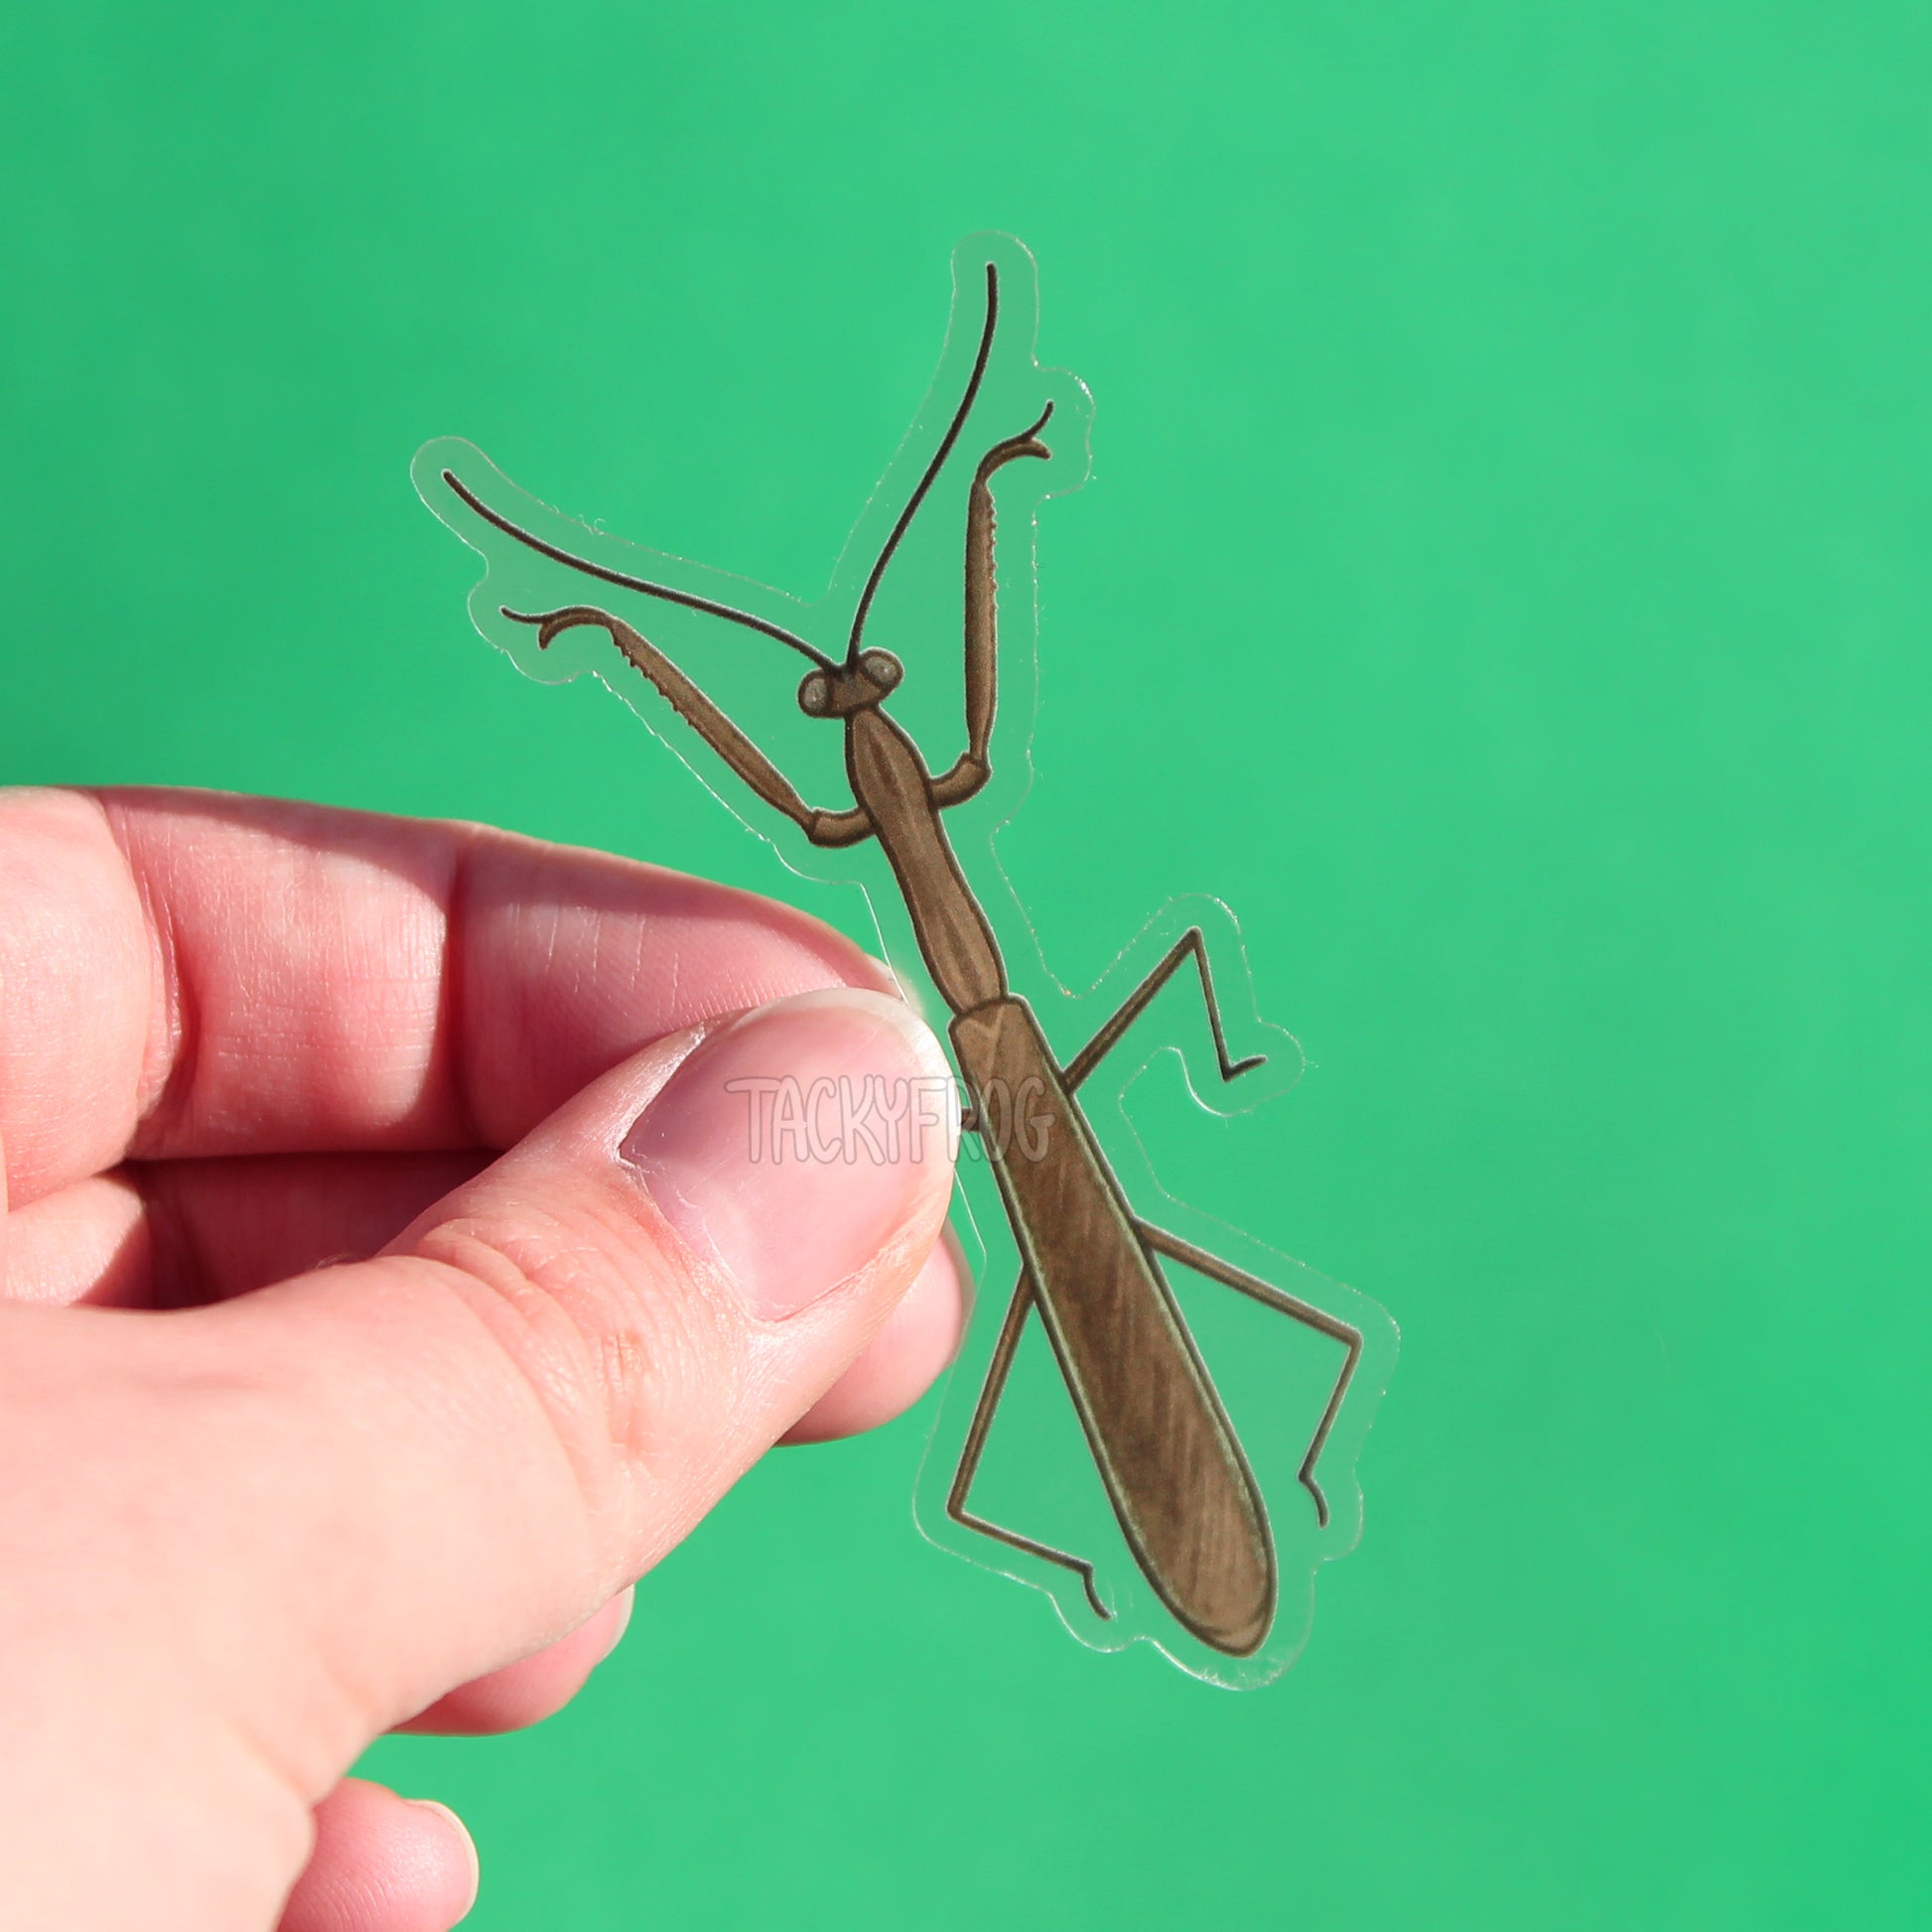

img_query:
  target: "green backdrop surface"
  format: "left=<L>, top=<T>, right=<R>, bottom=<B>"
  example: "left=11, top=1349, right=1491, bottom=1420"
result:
left=3, top=3, right=1927, bottom=1926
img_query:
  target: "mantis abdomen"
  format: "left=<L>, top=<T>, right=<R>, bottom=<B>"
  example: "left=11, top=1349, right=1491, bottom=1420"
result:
left=948, top=996, right=1279, bottom=1657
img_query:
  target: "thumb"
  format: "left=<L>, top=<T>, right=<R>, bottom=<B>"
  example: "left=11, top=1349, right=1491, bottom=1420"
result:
left=148, top=985, right=959, bottom=1793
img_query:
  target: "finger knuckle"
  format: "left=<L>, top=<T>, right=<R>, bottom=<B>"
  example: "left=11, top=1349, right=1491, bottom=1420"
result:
left=412, top=1200, right=732, bottom=1500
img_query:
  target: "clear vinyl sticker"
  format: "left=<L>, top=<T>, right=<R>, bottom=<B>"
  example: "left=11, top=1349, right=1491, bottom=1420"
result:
left=415, top=232, right=1398, bottom=1688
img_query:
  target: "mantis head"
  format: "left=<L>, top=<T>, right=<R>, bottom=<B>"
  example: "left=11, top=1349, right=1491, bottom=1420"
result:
left=798, top=649, right=903, bottom=720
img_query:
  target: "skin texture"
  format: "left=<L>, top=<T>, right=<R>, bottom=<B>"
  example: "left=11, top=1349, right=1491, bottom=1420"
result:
left=0, top=787, right=970, bottom=1932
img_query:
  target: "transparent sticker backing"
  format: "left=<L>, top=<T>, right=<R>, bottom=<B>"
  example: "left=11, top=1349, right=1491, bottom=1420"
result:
left=415, top=233, right=1399, bottom=1688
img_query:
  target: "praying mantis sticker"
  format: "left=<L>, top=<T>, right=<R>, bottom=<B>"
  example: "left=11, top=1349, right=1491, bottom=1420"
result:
left=416, top=234, right=1397, bottom=1687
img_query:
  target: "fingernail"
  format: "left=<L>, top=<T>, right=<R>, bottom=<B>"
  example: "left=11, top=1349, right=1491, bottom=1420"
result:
left=620, top=986, right=956, bottom=1319
left=597, top=1586, right=635, bottom=1663
left=872, top=955, right=929, bottom=1023
left=408, top=1799, right=480, bottom=1916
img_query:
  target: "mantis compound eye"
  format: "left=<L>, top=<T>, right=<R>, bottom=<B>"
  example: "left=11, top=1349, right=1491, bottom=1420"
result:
left=798, top=671, right=833, bottom=716
left=861, top=648, right=903, bottom=692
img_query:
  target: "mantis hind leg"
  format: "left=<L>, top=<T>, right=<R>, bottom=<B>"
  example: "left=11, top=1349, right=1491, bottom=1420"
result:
left=946, top=1266, right=1110, bottom=1621
left=1134, top=1218, right=1362, bottom=1530
left=1060, top=925, right=1265, bottom=1095
left=1054, top=925, right=1358, bottom=1530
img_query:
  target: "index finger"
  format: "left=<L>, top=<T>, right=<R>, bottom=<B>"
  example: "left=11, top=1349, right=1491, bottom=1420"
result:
left=0, top=787, right=887, bottom=1206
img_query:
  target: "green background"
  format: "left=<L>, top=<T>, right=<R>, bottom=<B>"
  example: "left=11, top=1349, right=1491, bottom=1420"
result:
left=3, top=2, right=1927, bottom=1925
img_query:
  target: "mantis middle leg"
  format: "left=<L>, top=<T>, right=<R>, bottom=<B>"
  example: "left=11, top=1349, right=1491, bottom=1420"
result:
left=1061, top=925, right=1267, bottom=1095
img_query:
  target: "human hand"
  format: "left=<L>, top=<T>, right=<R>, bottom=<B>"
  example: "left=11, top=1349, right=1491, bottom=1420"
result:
left=0, top=788, right=968, bottom=1931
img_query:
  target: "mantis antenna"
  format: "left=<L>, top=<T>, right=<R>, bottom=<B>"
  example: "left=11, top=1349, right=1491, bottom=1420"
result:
left=439, top=467, right=838, bottom=671
left=843, top=259, right=1001, bottom=666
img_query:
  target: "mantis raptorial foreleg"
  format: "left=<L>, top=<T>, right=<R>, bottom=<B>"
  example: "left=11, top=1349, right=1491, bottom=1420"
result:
left=1134, top=1221, right=1362, bottom=1530
left=945, top=1267, right=1112, bottom=1621
left=929, top=409, right=1054, bottom=809
left=505, top=604, right=875, bottom=847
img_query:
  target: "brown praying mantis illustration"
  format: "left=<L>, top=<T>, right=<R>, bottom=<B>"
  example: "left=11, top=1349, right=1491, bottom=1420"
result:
left=419, top=240, right=1385, bottom=1666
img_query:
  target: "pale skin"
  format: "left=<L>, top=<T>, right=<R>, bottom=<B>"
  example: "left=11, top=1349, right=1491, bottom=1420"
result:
left=0, top=786, right=970, bottom=1932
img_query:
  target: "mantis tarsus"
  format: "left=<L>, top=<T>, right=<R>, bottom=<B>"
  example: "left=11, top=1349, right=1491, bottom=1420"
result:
left=431, top=257, right=1364, bottom=1660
